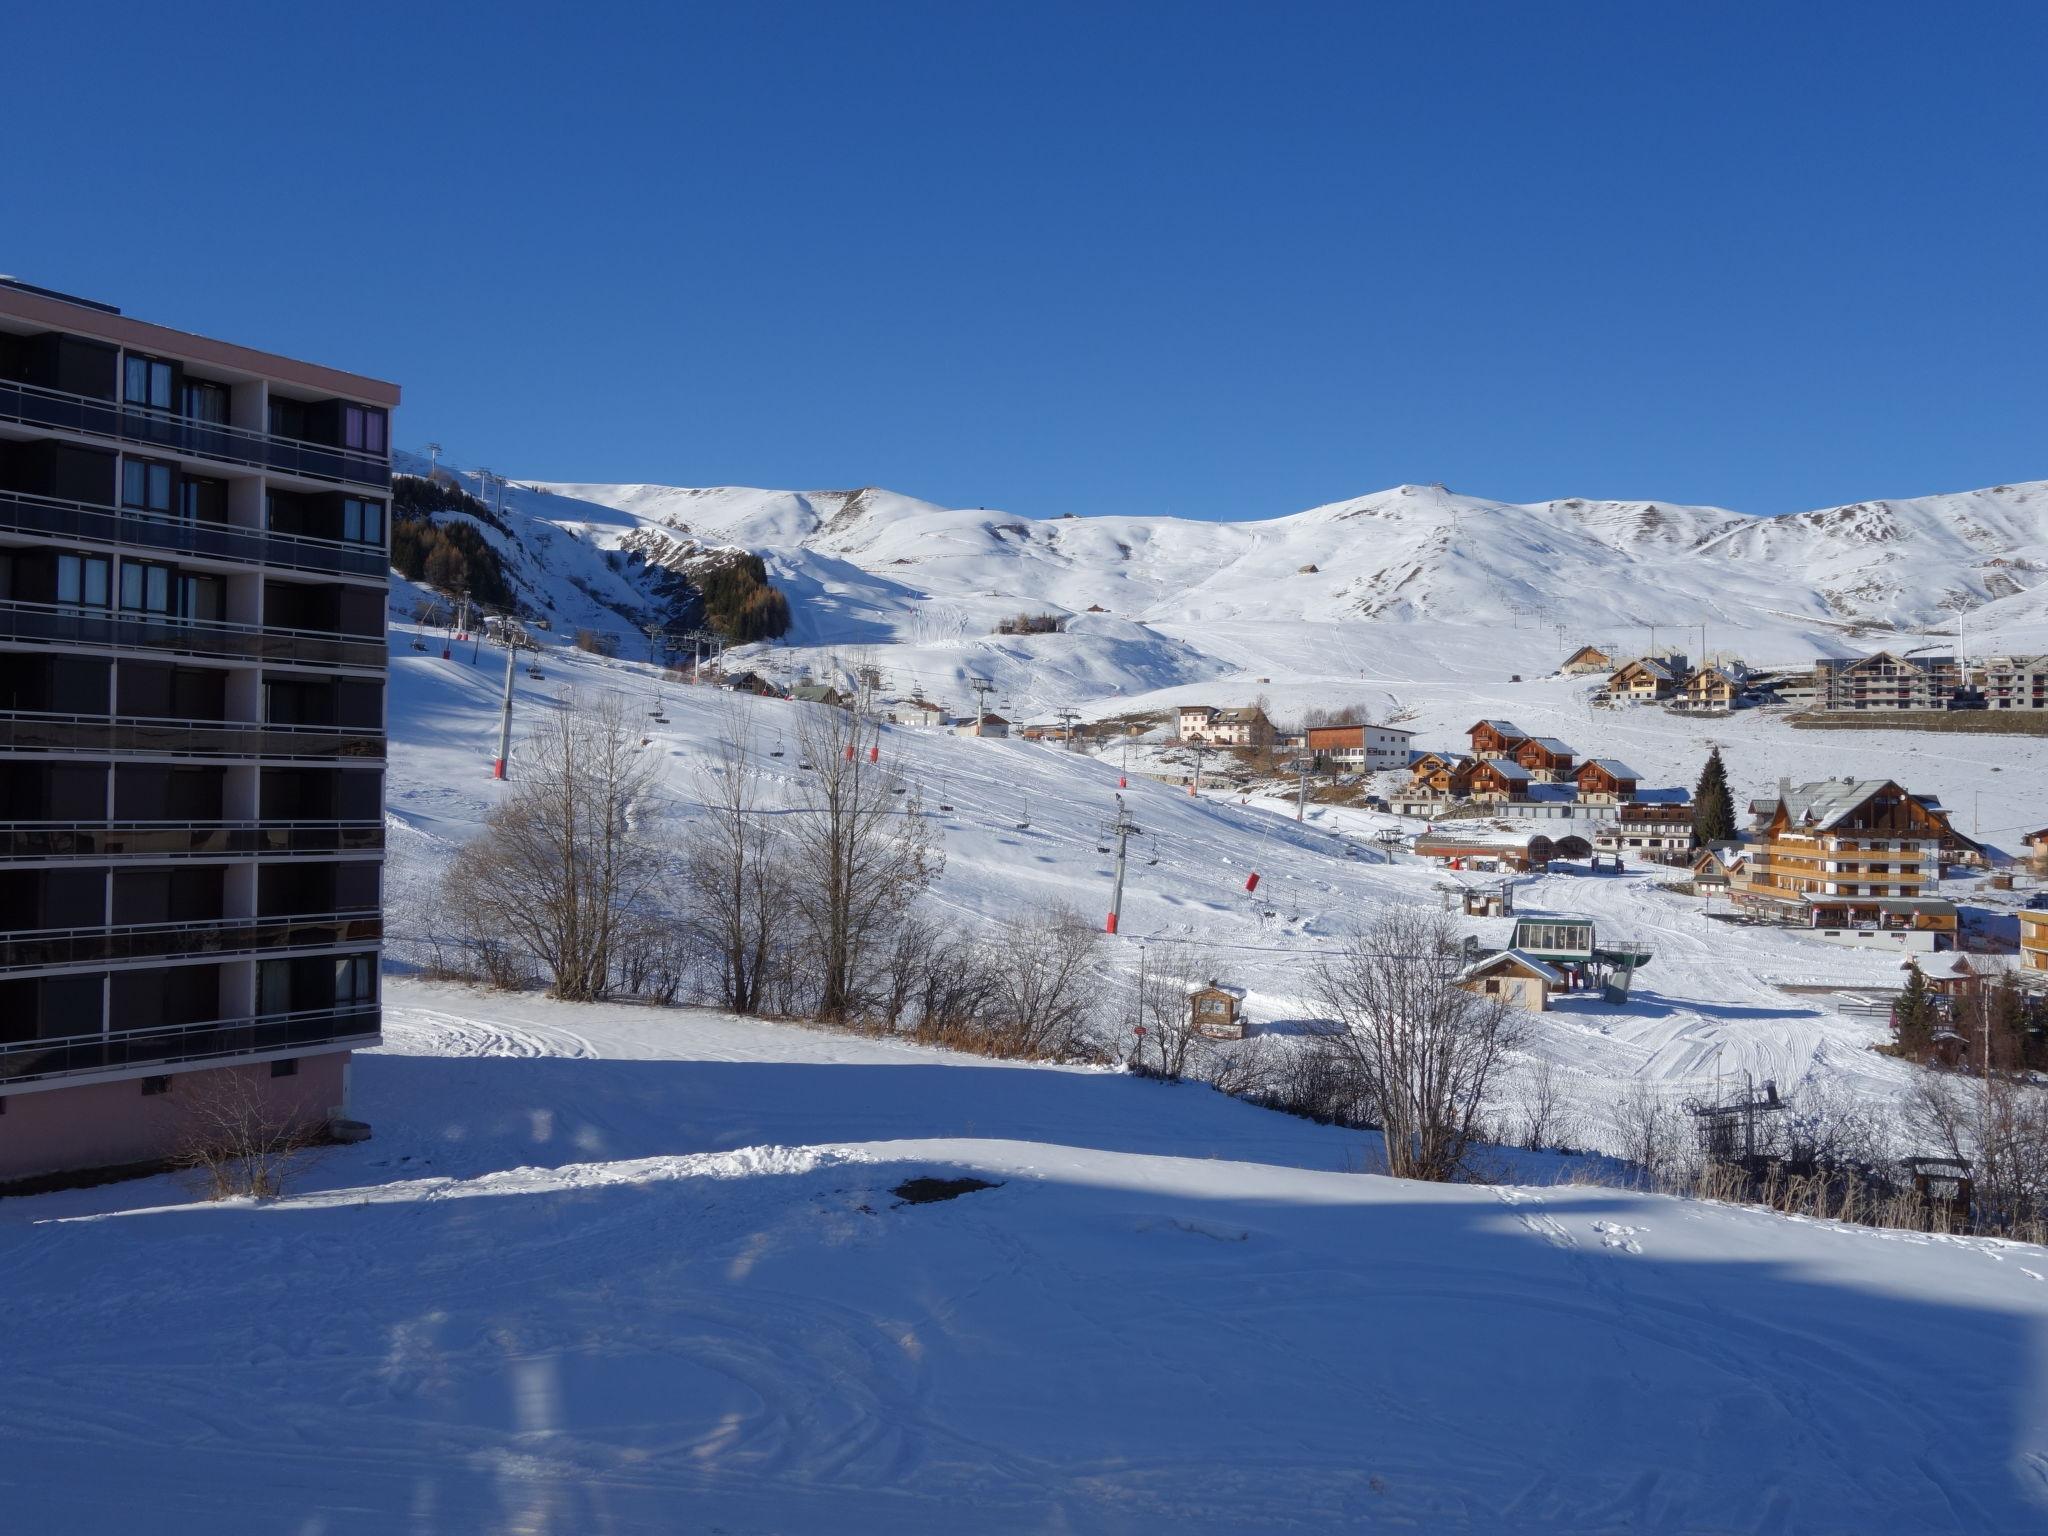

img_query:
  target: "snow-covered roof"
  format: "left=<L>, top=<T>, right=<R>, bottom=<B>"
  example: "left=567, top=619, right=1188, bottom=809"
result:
left=1754, top=779, right=1899, bottom=831
left=1185, top=982, right=1247, bottom=999
left=1581, top=759, right=1641, bottom=779
left=1457, top=949, right=1566, bottom=986
left=1523, top=737, right=1577, bottom=755
left=1471, top=719, right=1525, bottom=736
left=1477, top=760, right=1534, bottom=781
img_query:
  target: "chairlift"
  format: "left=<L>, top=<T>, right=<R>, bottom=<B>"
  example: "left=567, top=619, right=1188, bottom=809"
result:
left=527, top=664, right=545, bottom=680
left=409, top=637, right=427, bottom=652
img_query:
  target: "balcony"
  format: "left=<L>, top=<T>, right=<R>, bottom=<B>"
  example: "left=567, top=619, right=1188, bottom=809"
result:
left=0, top=910, right=381, bottom=973
left=0, top=712, right=383, bottom=761
left=0, top=819, right=384, bottom=860
left=0, top=377, right=388, bottom=489
left=0, top=486, right=386, bottom=579
left=0, top=600, right=384, bottom=669
left=0, top=1004, right=379, bottom=1085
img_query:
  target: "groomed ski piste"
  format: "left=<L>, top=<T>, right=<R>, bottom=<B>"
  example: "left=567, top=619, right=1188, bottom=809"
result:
left=8, top=464, right=2048, bottom=1532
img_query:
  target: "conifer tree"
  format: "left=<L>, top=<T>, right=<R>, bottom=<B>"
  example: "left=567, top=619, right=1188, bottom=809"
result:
left=1692, top=748, right=1736, bottom=846
left=1892, top=961, right=1934, bottom=1060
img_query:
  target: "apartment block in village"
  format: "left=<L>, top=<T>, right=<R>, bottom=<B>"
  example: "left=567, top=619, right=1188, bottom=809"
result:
left=1812, top=651, right=1962, bottom=711
left=0, top=278, right=394, bottom=1181
left=1735, top=778, right=1955, bottom=950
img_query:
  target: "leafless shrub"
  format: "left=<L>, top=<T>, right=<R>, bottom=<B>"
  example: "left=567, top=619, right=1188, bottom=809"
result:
left=982, top=906, right=1103, bottom=1058
left=678, top=702, right=797, bottom=1014
left=441, top=692, right=666, bottom=1002
left=1905, top=1073, right=2048, bottom=1236
left=172, top=1069, right=326, bottom=1201
left=787, top=678, right=943, bottom=1020
left=1609, top=1081, right=1692, bottom=1188
left=1310, top=908, right=1525, bottom=1180
left=1133, top=939, right=1224, bottom=1081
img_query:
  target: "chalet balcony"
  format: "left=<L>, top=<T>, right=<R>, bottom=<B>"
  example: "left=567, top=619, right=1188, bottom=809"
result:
left=0, top=1003, right=379, bottom=1086
left=0, top=486, right=386, bottom=579
left=0, top=600, right=384, bottom=670
left=0, top=819, right=383, bottom=861
left=0, top=377, right=388, bottom=489
left=0, top=910, right=381, bottom=974
left=0, top=712, right=383, bottom=761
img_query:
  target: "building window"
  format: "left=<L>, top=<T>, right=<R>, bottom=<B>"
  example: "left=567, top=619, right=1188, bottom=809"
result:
left=122, top=459, right=175, bottom=515
left=341, top=405, right=388, bottom=455
left=181, top=378, right=229, bottom=425
left=340, top=497, right=384, bottom=545
left=124, top=355, right=174, bottom=411
left=119, top=561, right=171, bottom=615
left=140, top=1075, right=172, bottom=1097
left=270, top=1058, right=299, bottom=1079
left=56, top=553, right=111, bottom=610
left=335, top=954, right=376, bottom=1007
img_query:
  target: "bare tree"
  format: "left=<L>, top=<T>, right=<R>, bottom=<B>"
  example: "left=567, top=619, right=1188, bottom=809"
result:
left=1610, top=1080, right=1691, bottom=1188
left=787, top=687, right=942, bottom=1019
left=173, top=1069, right=326, bottom=1200
left=1134, top=939, right=1220, bottom=1080
left=1515, top=1057, right=1569, bottom=1152
left=1906, top=1074, right=2048, bottom=1236
left=442, top=692, right=666, bottom=1002
left=679, top=701, right=794, bottom=1014
left=985, top=906, right=1102, bottom=1058
left=1311, top=908, right=1525, bottom=1181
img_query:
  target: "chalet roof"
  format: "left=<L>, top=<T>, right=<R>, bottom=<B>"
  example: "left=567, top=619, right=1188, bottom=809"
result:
left=1613, top=657, right=1679, bottom=682
left=1457, top=949, right=1566, bottom=986
left=1523, top=737, right=1577, bottom=754
left=1581, top=758, right=1641, bottom=779
left=1185, top=982, right=1247, bottom=1000
left=1476, top=760, right=1534, bottom=781
left=976, top=712, right=1010, bottom=725
left=1179, top=703, right=1219, bottom=715
left=1470, top=719, right=1526, bottom=737
left=1753, top=778, right=1901, bottom=831
left=1215, top=707, right=1269, bottom=724
left=789, top=683, right=840, bottom=703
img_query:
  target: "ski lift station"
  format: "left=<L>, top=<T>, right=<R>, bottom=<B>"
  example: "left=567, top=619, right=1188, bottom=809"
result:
left=1504, top=913, right=1654, bottom=1003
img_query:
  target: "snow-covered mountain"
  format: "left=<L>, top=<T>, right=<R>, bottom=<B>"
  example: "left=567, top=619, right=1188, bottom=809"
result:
left=525, top=473, right=2048, bottom=639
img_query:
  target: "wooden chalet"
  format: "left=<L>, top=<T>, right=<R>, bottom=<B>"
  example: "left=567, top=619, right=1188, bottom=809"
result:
left=788, top=683, right=846, bottom=708
left=1738, top=778, right=1954, bottom=947
left=1454, top=758, right=1534, bottom=803
left=1414, top=830, right=1593, bottom=872
left=1186, top=983, right=1247, bottom=1041
left=1605, top=656, right=1686, bottom=702
left=1455, top=950, right=1564, bottom=1012
left=2021, top=909, right=2048, bottom=979
left=724, top=671, right=781, bottom=697
left=1558, top=644, right=1614, bottom=676
left=1689, top=841, right=1749, bottom=891
left=2023, top=827, right=2048, bottom=875
left=1679, top=665, right=1746, bottom=712
left=1509, top=736, right=1577, bottom=781
left=1574, top=758, right=1641, bottom=803
left=955, top=712, right=1011, bottom=738
left=1466, top=719, right=1528, bottom=760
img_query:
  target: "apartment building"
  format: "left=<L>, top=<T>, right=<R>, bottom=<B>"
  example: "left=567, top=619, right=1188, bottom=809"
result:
left=1736, top=778, right=1953, bottom=950
left=2022, top=909, right=2047, bottom=982
left=1980, top=654, right=2048, bottom=712
left=0, top=278, right=394, bottom=1182
left=1302, top=721, right=1414, bottom=772
left=1812, top=651, right=1962, bottom=712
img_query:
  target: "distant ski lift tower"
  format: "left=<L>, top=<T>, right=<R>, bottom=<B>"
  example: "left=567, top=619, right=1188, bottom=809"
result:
left=492, top=628, right=518, bottom=780
left=1103, top=796, right=1142, bottom=934
left=968, top=675, right=996, bottom=736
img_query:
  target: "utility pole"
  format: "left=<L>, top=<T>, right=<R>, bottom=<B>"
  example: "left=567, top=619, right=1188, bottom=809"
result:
left=492, top=632, right=518, bottom=780
left=1295, top=754, right=1309, bottom=821
left=1103, top=795, right=1142, bottom=934
left=424, top=442, right=442, bottom=474
left=968, top=674, right=995, bottom=737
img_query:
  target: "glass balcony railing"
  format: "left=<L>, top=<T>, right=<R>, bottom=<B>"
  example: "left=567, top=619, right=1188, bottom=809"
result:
left=0, top=486, right=387, bottom=579
left=0, top=712, right=383, bottom=761
left=0, top=377, right=390, bottom=489
left=0, top=910, right=381, bottom=972
left=0, top=820, right=384, bottom=860
left=0, top=1004, right=381, bottom=1085
left=0, top=600, right=385, bottom=669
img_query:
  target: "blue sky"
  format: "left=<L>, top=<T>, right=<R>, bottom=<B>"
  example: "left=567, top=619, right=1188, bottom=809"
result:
left=7, top=2, right=2044, bottom=520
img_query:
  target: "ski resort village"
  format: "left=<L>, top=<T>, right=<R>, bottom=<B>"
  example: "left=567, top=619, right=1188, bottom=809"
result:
left=11, top=9, right=2048, bottom=1527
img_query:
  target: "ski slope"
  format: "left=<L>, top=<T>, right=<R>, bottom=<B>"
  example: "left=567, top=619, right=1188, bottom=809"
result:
left=5, top=986, right=2046, bottom=1535
left=379, top=617, right=1994, bottom=1157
